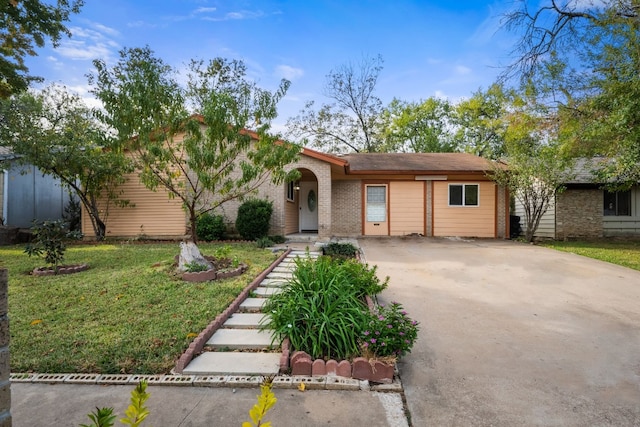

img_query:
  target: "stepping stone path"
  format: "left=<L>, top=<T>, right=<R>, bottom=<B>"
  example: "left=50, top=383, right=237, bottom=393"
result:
left=183, top=249, right=320, bottom=376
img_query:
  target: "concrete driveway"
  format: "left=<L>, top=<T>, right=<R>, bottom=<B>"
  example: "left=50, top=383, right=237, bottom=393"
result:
left=358, top=237, right=640, bottom=426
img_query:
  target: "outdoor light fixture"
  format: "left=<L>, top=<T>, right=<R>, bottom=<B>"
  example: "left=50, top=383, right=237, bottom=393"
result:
left=294, top=182, right=300, bottom=191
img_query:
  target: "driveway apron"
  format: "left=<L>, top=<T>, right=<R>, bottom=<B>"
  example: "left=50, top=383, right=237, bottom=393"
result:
left=359, top=237, right=640, bottom=426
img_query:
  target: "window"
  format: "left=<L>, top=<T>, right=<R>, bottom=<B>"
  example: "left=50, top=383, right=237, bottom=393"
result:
left=449, top=184, right=479, bottom=206
left=366, top=185, right=386, bottom=222
left=604, top=190, right=631, bottom=216
left=286, top=181, right=295, bottom=202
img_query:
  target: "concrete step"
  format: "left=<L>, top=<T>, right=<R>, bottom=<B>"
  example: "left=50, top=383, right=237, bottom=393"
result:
left=260, top=278, right=288, bottom=288
left=206, top=328, right=276, bottom=350
left=222, top=313, right=267, bottom=329
left=266, top=271, right=293, bottom=280
left=183, top=352, right=281, bottom=376
left=239, top=298, right=267, bottom=312
left=253, top=287, right=283, bottom=297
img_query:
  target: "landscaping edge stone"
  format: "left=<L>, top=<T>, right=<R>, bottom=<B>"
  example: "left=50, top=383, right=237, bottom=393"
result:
left=174, top=248, right=292, bottom=373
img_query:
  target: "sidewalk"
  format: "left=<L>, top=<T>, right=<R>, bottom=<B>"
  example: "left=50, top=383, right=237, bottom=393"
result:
left=11, top=382, right=409, bottom=426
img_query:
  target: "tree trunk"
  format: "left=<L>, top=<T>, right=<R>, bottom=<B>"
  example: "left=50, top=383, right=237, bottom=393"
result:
left=188, top=207, right=198, bottom=244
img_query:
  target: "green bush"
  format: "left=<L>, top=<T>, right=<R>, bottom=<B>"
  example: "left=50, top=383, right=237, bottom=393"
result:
left=196, top=213, right=226, bottom=241
left=236, top=199, right=273, bottom=240
left=323, top=242, right=358, bottom=259
left=340, top=259, right=389, bottom=299
left=24, top=219, right=81, bottom=272
left=262, top=256, right=369, bottom=360
left=268, top=235, right=286, bottom=244
left=361, top=302, right=419, bottom=358
left=256, top=237, right=275, bottom=248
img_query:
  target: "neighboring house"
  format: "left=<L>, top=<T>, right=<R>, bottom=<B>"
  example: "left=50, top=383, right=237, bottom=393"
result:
left=80, top=134, right=510, bottom=240
left=515, top=158, right=640, bottom=239
left=0, top=147, right=73, bottom=228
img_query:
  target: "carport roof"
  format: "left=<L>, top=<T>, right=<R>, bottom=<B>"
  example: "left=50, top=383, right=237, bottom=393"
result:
left=340, top=152, right=499, bottom=174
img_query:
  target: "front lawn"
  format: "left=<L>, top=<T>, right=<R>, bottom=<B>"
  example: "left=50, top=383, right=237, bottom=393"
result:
left=0, top=242, right=277, bottom=374
left=540, top=240, right=640, bottom=271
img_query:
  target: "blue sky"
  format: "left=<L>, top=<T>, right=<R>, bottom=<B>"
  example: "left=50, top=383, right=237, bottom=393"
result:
left=26, top=0, right=517, bottom=132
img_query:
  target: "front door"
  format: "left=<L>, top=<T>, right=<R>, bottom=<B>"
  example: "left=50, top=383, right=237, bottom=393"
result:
left=299, top=181, right=318, bottom=232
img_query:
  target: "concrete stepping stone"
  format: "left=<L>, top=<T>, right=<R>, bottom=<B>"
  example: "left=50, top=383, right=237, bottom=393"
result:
left=266, top=271, right=293, bottom=279
left=183, top=352, right=281, bottom=376
left=206, top=329, right=276, bottom=350
left=223, top=313, right=267, bottom=329
left=253, top=287, right=282, bottom=297
left=239, top=298, right=266, bottom=312
left=260, top=278, right=288, bottom=287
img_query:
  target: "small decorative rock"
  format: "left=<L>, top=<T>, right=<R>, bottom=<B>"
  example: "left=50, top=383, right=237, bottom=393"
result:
left=178, top=242, right=213, bottom=272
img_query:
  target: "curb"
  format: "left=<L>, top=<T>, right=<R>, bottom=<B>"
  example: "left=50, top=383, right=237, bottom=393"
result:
left=9, top=372, right=403, bottom=392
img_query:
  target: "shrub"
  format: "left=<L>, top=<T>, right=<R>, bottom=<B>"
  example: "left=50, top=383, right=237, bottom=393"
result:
left=236, top=199, right=273, bottom=240
left=24, top=220, right=81, bottom=272
left=323, top=242, right=358, bottom=259
left=361, top=302, right=419, bottom=358
left=340, top=259, right=389, bottom=299
left=256, top=236, right=274, bottom=248
left=268, top=235, right=286, bottom=244
left=263, top=256, right=368, bottom=360
left=196, top=213, right=226, bottom=241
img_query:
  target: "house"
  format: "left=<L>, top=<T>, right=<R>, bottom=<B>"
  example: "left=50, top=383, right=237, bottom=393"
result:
left=80, top=134, right=510, bottom=240
left=0, top=147, right=74, bottom=228
left=515, top=158, right=640, bottom=239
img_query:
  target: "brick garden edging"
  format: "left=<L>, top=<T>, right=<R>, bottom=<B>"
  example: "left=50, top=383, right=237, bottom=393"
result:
left=174, top=248, right=292, bottom=373
left=282, top=294, right=395, bottom=384
left=32, top=264, right=89, bottom=276
left=181, top=263, right=247, bottom=282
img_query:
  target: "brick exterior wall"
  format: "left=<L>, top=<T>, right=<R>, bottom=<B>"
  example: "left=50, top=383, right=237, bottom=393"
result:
left=497, top=185, right=507, bottom=238
left=331, top=180, right=362, bottom=236
left=556, top=189, right=603, bottom=239
left=216, top=154, right=333, bottom=239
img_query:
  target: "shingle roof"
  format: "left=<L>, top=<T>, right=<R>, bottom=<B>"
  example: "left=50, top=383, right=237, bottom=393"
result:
left=340, top=152, right=497, bottom=174
left=565, top=157, right=616, bottom=184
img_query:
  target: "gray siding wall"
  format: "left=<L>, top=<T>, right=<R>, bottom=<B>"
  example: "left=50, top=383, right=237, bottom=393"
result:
left=3, top=163, right=71, bottom=228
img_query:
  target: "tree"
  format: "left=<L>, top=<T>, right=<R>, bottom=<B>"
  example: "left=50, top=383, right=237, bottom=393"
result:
left=286, top=54, right=384, bottom=153
left=0, top=84, right=131, bottom=239
left=91, top=47, right=301, bottom=243
left=502, top=0, right=640, bottom=186
left=491, top=87, right=574, bottom=242
left=380, top=97, right=458, bottom=153
left=1, top=0, right=83, bottom=98
left=452, top=83, right=513, bottom=160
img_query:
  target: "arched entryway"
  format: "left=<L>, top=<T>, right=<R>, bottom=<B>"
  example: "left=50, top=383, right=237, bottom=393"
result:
left=284, top=168, right=319, bottom=235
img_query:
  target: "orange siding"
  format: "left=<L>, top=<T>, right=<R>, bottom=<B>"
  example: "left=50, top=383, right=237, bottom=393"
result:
left=81, top=172, right=186, bottom=238
left=433, top=181, right=496, bottom=237
left=390, top=181, right=425, bottom=236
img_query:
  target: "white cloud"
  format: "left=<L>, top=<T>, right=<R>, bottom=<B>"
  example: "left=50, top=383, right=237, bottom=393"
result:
left=275, top=65, right=304, bottom=81
left=55, top=22, right=120, bottom=63
left=194, top=7, right=217, bottom=14
left=454, top=65, right=472, bottom=75
left=56, top=40, right=115, bottom=61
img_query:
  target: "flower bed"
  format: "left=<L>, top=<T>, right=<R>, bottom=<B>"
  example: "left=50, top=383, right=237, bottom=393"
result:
left=32, top=263, right=89, bottom=276
left=263, top=254, right=419, bottom=384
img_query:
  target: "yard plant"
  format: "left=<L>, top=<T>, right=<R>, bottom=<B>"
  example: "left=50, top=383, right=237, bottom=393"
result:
left=263, top=255, right=398, bottom=361
left=2, top=242, right=276, bottom=374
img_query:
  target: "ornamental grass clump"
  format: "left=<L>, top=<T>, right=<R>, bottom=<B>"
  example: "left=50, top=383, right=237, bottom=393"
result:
left=263, top=255, right=369, bottom=360
left=361, top=302, right=419, bottom=358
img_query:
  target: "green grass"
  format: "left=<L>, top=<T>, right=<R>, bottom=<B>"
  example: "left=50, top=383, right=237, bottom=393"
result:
left=540, top=240, right=640, bottom=271
left=0, top=242, right=277, bottom=374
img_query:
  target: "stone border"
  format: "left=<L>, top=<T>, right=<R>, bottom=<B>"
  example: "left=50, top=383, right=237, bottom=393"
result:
left=32, top=264, right=89, bottom=276
left=173, top=249, right=292, bottom=373
left=9, top=372, right=402, bottom=391
left=181, top=263, right=247, bottom=282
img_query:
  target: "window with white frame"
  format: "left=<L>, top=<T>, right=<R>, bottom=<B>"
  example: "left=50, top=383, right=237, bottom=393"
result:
left=603, top=190, right=631, bottom=216
left=286, top=181, right=295, bottom=202
left=449, top=184, right=479, bottom=206
left=366, top=185, right=387, bottom=221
